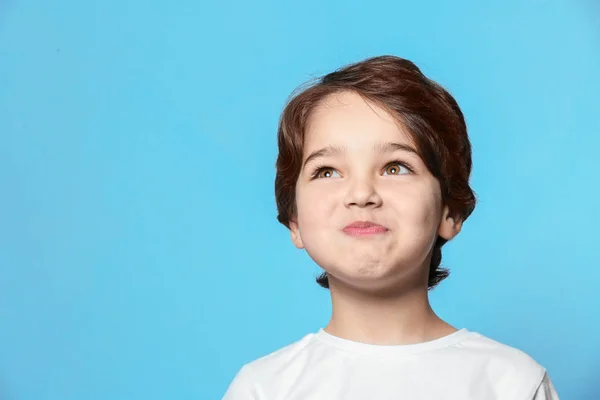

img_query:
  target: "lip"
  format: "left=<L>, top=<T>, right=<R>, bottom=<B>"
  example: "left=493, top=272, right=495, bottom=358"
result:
left=342, top=220, right=388, bottom=237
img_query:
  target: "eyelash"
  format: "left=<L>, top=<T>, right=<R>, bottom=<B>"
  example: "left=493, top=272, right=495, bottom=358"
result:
left=310, top=160, right=414, bottom=179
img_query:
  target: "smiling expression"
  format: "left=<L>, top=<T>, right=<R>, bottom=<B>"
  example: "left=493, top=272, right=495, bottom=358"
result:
left=289, top=91, right=461, bottom=292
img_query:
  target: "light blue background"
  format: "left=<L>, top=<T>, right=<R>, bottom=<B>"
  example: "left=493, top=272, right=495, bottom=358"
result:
left=1, top=0, right=598, bottom=399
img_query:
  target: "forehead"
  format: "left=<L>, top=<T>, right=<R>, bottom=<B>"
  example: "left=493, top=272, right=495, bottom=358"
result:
left=304, top=91, right=415, bottom=151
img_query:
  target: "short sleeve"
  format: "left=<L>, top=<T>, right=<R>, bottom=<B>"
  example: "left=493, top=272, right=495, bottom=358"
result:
left=532, top=372, right=559, bottom=400
left=222, top=365, right=263, bottom=400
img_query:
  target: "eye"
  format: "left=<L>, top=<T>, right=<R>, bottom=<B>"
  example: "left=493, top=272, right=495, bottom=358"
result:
left=313, top=167, right=340, bottom=179
left=383, top=161, right=411, bottom=176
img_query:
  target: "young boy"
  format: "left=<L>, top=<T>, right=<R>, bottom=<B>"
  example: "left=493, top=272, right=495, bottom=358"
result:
left=222, top=55, right=559, bottom=399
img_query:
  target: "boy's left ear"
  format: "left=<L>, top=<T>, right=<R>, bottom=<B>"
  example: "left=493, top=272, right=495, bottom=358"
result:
left=437, top=205, right=463, bottom=241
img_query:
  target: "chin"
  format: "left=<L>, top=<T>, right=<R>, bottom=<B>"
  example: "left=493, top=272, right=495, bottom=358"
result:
left=327, top=273, right=402, bottom=294
left=329, top=258, right=426, bottom=288
left=327, top=261, right=390, bottom=282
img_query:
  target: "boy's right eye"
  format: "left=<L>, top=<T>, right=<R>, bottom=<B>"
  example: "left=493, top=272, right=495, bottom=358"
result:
left=312, top=167, right=340, bottom=179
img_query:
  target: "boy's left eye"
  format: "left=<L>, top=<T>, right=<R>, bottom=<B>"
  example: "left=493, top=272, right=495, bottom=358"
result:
left=383, top=162, right=411, bottom=175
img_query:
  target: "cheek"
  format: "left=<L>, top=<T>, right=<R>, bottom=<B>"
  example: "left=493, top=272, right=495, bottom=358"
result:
left=295, top=187, right=343, bottom=257
left=295, top=184, right=337, bottom=226
left=387, top=184, right=441, bottom=228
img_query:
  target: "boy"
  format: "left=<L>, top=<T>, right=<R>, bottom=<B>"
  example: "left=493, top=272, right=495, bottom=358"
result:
left=222, top=55, right=559, bottom=399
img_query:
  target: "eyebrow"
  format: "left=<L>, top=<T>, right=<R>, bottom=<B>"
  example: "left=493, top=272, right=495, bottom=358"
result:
left=302, top=145, right=345, bottom=169
left=373, top=142, right=419, bottom=156
left=302, top=142, right=419, bottom=169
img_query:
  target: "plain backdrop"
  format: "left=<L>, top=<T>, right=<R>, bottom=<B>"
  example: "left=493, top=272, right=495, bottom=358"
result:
left=1, top=0, right=599, bottom=399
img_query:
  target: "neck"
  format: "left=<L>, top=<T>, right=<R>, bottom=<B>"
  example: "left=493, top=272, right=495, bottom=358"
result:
left=324, top=276, right=456, bottom=345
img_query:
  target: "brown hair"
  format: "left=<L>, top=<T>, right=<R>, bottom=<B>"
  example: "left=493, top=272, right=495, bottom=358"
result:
left=274, top=55, right=476, bottom=289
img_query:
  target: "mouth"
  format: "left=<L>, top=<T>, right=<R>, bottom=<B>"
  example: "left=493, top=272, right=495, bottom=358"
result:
left=342, top=220, right=389, bottom=237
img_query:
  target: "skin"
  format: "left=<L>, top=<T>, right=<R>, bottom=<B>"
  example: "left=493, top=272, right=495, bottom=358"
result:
left=289, top=91, right=463, bottom=345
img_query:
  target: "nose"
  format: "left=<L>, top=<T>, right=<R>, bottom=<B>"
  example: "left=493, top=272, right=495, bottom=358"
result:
left=343, top=179, right=383, bottom=209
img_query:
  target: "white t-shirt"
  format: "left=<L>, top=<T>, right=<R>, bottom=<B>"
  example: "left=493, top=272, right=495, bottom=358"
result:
left=222, top=328, right=559, bottom=399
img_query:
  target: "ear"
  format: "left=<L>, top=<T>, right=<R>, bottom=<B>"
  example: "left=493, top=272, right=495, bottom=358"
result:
left=437, top=205, right=463, bottom=241
left=289, top=219, right=305, bottom=249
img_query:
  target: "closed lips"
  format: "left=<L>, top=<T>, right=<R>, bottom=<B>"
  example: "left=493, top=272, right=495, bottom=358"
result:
left=342, top=221, right=388, bottom=236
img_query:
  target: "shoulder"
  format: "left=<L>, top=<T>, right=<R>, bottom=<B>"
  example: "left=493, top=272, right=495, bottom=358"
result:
left=457, top=331, right=545, bottom=372
left=533, top=372, right=560, bottom=399
left=242, top=331, right=318, bottom=376
left=450, top=330, right=548, bottom=398
left=222, top=332, right=318, bottom=399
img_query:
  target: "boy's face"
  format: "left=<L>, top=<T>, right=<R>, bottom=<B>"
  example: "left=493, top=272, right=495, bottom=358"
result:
left=289, top=91, right=461, bottom=292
